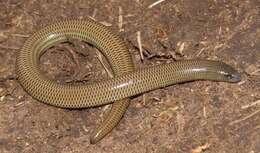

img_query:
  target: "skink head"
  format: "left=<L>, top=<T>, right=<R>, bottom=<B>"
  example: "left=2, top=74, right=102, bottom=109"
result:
left=222, top=71, right=241, bottom=83
left=193, top=60, right=241, bottom=83
left=216, top=62, right=241, bottom=83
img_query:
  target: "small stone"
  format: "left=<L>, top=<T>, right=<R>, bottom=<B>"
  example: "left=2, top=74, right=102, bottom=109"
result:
left=0, top=31, right=8, bottom=43
left=0, top=96, right=5, bottom=102
left=211, top=95, right=222, bottom=108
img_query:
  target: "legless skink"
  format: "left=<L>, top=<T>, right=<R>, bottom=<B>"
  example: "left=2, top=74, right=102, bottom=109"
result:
left=16, top=19, right=241, bottom=144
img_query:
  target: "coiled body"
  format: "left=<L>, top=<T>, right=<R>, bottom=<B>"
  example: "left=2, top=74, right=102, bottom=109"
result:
left=16, top=19, right=240, bottom=144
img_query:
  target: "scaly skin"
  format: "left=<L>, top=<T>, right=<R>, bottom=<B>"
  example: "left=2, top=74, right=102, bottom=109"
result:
left=16, top=19, right=241, bottom=144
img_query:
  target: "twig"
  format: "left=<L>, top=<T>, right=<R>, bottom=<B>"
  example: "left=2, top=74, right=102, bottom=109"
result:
left=158, top=106, right=179, bottom=120
left=203, top=106, right=207, bottom=118
left=241, top=99, right=260, bottom=109
left=229, top=109, right=260, bottom=125
left=191, top=143, right=211, bottom=153
left=177, top=41, right=185, bottom=55
left=148, top=0, right=167, bottom=8
left=100, top=21, right=112, bottom=27
left=137, top=31, right=144, bottom=61
left=92, top=8, right=97, bottom=19
left=15, top=101, right=26, bottom=107
left=251, top=69, right=260, bottom=75
left=176, top=110, right=184, bottom=135
left=118, top=6, right=124, bottom=32
left=196, top=48, right=205, bottom=57
left=82, top=125, right=89, bottom=132
left=95, top=51, right=113, bottom=78
left=238, top=80, right=246, bottom=85
left=142, top=94, right=146, bottom=105
left=11, top=34, right=29, bottom=38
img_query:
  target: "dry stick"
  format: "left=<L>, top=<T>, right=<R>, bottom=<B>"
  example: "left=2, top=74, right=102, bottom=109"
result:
left=191, top=143, right=211, bottom=153
left=241, top=99, right=260, bottom=109
left=137, top=31, right=144, bottom=61
left=196, top=48, right=205, bottom=57
left=11, top=34, right=29, bottom=38
left=238, top=80, right=246, bottom=85
left=229, top=109, right=260, bottom=125
left=148, top=0, right=167, bottom=8
left=118, top=6, right=123, bottom=32
left=177, top=42, right=185, bottom=55
left=95, top=50, right=113, bottom=78
left=92, top=8, right=97, bottom=19
left=203, top=106, right=207, bottom=118
left=142, top=93, right=146, bottom=106
left=176, top=110, right=184, bottom=135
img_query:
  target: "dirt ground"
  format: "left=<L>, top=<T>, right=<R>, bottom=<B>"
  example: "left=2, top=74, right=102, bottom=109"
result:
left=0, top=0, right=259, bottom=153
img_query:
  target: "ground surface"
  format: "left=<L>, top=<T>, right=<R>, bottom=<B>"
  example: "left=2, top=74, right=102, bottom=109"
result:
left=0, top=0, right=259, bottom=153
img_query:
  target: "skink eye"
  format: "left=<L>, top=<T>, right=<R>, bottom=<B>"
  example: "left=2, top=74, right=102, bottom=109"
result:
left=224, top=72, right=241, bottom=82
left=225, top=73, right=233, bottom=80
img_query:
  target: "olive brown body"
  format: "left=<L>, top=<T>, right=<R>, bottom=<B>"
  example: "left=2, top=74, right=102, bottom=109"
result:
left=16, top=19, right=240, bottom=143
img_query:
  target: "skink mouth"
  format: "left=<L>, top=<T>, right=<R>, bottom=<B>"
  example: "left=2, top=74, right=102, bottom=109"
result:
left=227, top=72, right=241, bottom=83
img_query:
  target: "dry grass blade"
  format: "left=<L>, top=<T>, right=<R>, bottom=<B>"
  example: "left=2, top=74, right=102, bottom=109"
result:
left=137, top=31, right=144, bottom=61
left=118, top=6, right=123, bottom=32
left=11, top=34, right=30, bottom=38
left=191, top=143, right=211, bottom=153
left=148, top=0, right=167, bottom=8
left=242, top=100, right=260, bottom=109
left=229, top=109, right=260, bottom=125
left=95, top=50, right=113, bottom=78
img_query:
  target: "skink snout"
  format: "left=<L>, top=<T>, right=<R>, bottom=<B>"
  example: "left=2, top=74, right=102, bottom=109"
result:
left=225, top=71, right=241, bottom=83
left=216, top=62, right=241, bottom=83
